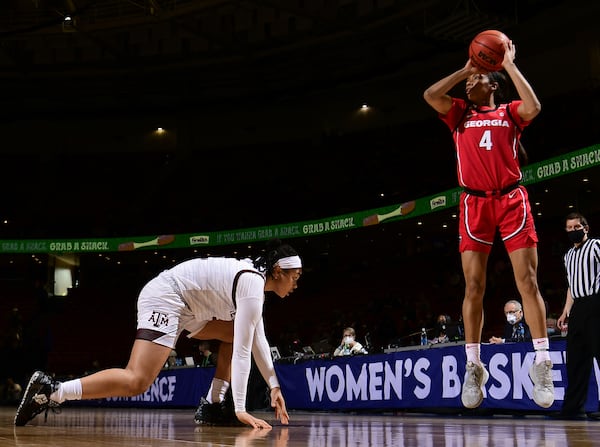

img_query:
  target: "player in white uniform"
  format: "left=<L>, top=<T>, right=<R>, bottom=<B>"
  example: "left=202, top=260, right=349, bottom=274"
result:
left=15, top=238, right=302, bottom=429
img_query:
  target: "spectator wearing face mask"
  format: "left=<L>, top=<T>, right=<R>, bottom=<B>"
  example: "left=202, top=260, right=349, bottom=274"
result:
left=489, top=299, right=531, bottom=344
left=430, top=314, right=464, bottom=344
left=333, top=327, right=368, bottom=356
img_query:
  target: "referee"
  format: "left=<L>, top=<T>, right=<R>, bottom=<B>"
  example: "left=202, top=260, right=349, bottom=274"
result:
left=556, top=212, right=600, bottom=420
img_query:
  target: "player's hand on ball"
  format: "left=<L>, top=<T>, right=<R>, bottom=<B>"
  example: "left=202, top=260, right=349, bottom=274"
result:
left=502, top=39, right=516, bottom=67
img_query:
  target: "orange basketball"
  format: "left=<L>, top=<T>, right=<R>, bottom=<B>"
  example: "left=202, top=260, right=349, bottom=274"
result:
left=469, top=30, right=509, bottom=72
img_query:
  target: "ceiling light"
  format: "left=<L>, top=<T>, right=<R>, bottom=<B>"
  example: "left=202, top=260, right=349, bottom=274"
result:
left=62, top=15, right=76, bottom=33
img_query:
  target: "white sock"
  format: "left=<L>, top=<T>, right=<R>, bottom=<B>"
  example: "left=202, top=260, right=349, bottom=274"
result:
left=533, top=338, right=551, bottom=364
left=50, top=379, right=82, bottom=403
left=465, top=343, right=481, bottom=365
left=207, top=378, right=229, bottom=403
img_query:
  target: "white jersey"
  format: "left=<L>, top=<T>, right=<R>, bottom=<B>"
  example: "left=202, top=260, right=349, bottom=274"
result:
left=168, top=257, right=257, bottom=322
left=136, top=256, right=278, bottom=413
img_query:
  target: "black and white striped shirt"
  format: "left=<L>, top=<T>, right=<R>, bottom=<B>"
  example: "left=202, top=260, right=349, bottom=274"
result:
left=564, top=238, right=600, bottom=298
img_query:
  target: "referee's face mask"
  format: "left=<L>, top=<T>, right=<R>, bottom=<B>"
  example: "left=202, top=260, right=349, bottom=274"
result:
left=567, top=229, right=585, bottom=244
left=566, top=218, right=587, bottom=244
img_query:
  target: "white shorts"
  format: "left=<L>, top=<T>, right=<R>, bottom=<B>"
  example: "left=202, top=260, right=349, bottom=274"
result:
left=136, top=272, right=207, bottom=349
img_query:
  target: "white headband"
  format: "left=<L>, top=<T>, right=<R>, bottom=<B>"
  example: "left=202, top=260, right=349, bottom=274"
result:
left=275, top=255, right=302, bottom=269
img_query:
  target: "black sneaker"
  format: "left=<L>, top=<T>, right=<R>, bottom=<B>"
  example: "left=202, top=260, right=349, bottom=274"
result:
left=14, top=371, right=60, bottom=426
left=194, top=397, right=224, bottom=425
left=220, top=389, right=243, bottom=426
left=194, top=392, right=243, bottom=426
left=587, top=412, right=600, bottom=420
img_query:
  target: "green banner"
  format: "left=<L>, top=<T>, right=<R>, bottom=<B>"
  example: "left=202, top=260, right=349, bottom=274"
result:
left=1, top=143, right=598, bottom=254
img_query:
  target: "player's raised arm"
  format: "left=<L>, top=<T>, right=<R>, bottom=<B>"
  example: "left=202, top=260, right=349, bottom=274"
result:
left=423, top=61, right=474, bottom=115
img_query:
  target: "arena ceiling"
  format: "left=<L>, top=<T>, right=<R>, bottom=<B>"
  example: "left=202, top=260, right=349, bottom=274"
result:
left=2, top=0, right=595, bottom=115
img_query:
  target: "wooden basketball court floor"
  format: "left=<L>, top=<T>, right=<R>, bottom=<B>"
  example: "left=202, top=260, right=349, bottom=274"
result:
left=2, top=405, right=599, bottom=446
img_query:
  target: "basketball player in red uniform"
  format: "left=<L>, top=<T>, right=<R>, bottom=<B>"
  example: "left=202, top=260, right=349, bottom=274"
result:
left=423, top=38, right=554, bottom=409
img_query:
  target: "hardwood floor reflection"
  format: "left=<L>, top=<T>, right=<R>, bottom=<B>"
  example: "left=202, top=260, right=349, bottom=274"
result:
left=3, top=406, right=600, bottom=446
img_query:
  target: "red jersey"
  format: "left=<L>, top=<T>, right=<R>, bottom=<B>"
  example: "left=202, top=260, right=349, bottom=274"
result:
left=440, top=98, right=530, bottom=191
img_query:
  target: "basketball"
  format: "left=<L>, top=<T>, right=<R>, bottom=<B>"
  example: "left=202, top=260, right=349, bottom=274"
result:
left=469, top=30, right=509, bottom=72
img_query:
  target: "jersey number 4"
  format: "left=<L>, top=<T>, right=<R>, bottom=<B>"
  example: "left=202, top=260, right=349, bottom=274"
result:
left=479, top=130, right=492, bottom=151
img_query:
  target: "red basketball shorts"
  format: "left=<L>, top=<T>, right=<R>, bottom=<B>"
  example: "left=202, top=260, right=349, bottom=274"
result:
left=458, top=185, right=538, bottom=254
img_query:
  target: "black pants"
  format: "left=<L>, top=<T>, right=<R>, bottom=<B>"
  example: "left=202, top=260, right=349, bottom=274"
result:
left=562, top=294, right=600, bottom=414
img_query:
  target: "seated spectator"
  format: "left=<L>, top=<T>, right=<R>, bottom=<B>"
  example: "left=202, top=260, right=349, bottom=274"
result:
left=196, top=340, right=218, bottom=367
left=489, top=299, right=531, bottom=344
left=430, top=314, right=464, bottom=344
left=546, top=317, right=559, bottom=337
left=166, top=349, right=180, bottom=367
left=333, top=327, right=368, bottom=356
left=430, top=314, right=452, bottom=344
